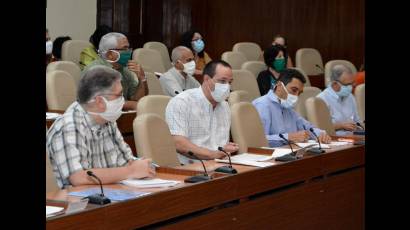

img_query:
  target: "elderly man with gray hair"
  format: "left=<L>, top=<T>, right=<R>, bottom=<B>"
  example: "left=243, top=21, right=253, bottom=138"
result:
left=47, top=65, right=155, bottom=189
left=317, top=64, right=363, bottom=136
left=159, top=46, right=200, bottom=97
left=83, top=32, right=148, bottom=110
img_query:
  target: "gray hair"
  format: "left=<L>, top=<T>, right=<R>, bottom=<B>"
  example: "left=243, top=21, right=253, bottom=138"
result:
left=77, top=65, right=122, bottom=104
left=171, top=46, right=192, bottom=64
left=98, top=32, right=127, bottom=59
left=330, top=64, right=353, bottom=82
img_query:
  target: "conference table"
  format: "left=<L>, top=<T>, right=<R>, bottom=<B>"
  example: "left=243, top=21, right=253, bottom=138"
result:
left=46, top=141, right=365, bottom=229
left=46, top=110, right=138, bottom=154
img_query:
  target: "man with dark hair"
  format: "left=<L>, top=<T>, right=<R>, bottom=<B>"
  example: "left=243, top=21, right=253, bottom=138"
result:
left=165, top=60, right=239, bottom=164
left=46, top=65, right=155, bottom=189
left=253, top=69, right=331, bottom=147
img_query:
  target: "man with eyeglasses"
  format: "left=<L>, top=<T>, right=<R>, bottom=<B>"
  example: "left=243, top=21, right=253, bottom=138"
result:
left=46, top=65, right=155, bottom=189
left=165, top=60, right=239, bottom=165
left=159, top=46, right=200, bottom=97
left=317, top=64, right=364, bottom=136
left=83, top=32, right=148, bottom=110
left=253, top=69, right=332, bottom=147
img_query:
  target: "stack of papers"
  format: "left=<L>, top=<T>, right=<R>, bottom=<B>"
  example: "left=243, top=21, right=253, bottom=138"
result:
left=46, top=112, right=62, bottom=120
left=46, top=206, right=64, bottom=217
left=69, top=188, right=150, bottom=201
left=121, top=178, right=181, bottom=188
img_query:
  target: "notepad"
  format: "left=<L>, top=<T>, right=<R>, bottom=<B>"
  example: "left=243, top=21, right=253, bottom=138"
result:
left=69, top=188, right=150, bottom=201
left=46, top=206, right=64, bottom=217
left=121, top=178, right=181, bottom=188
left=215, top=158, right=274, bottom=167
left=295, top=142, right=330, bottom=149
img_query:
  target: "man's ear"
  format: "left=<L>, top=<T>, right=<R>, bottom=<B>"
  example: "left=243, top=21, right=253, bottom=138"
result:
left=175, top=60, right=183, bottom=70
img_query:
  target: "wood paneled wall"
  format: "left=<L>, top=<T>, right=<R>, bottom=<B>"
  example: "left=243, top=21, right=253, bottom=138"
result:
left=98, top=0, right=364, bottom=68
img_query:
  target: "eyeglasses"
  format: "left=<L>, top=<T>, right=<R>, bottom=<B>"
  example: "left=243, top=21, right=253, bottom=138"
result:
left=336, top=80, right=353, bottom=87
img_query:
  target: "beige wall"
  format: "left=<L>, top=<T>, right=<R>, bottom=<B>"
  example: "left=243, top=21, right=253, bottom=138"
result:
left=46, top=0, right=97, bottom=41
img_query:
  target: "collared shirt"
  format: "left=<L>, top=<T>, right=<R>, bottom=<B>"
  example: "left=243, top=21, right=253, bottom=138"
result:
left=83, top=58, right=139, bottom=100
left=46, top=102, right=135, bottom=189
left=165, top=87, right=230, bottom=164
left=252, top=90, right=325, bottom=147
left=317, top=87, right=361, bottom=136
left=159, top=67, right=201, bottom=97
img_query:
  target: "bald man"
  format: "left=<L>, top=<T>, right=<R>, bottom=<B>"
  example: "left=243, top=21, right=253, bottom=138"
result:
left=159, top=46, right=201, bottom=97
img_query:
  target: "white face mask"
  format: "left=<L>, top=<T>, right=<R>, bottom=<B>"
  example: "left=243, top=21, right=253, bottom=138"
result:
left=210, top=82, right=230, bottom=102
left=89, top=96, right=125, bottom=122
left=46, top=41, right=53, bottom=54
left=280, top=82, right=298, bottom=108
left=105, top=50, right=120, bottom=63
left=181, top=60, right=196, bottom=76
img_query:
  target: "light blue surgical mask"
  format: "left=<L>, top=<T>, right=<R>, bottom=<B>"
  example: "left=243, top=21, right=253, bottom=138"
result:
left=335, top=82, right=352, bottom=98
left=192, top=39, right=205, bottom=53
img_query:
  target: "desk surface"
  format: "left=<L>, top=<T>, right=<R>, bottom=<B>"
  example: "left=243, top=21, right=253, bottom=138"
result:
left=46, top=144, right=365, bottom=229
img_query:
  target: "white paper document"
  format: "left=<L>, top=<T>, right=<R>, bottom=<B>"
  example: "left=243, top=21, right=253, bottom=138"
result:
left=46, top=206, right=64, bottom=217
left=295, top=142, right=330, bottom=149
left=215, top=158, right=274, bottom=168
left=121, top=178, right=181, bottom=188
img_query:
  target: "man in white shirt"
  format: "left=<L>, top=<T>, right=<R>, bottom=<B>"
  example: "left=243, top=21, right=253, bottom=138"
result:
left=165, top=60, right=239, bottom=164
left=160, top=46, right=201, bottom=97
left=317, top=64, right=363, bottom=136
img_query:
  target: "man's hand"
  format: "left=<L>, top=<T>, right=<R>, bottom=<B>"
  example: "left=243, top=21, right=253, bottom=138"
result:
left=337, top=122, right=357, bottom=131
left=127, top=61, right=146, bottom=81
left=127, top=158, right=156, bottom=179
left=288, top=131, right=310, bottom=142
left=223, top=142, right=239, bottom=153
left=318, top=133, right=332, bottom=144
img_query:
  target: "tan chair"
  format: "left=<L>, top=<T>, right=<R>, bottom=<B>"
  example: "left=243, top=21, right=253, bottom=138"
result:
left=46, top=70, right=77, bottom=110
left=46, top=61, right=82, bottom=86
left=228, top=90, right=252, bottom=106
left=232, top=42, right=262, bottom=61
left=355, top=83, right=365, bottom=120
left=145, top=72, right=165, bottom=95
left=132, top=48, right=166, bottom=74
left=289, top=67, right=311, bottom=87
left=241, top=61, right=267, bottom=79
left=143, top=41, right=172, bottom=70
left=133, top=114, right=180, bottom=167
left=305, top=97, right=336, bottom=135
left=231, top=70, right=261, bottom=101
left=295, top=48, right=324, bottom=76
left=295, top=86, right=321, bottom=119
left=221, top=51, right=247, bottom=70
left=136, top=95, right=171, bottom=121
left=61, top=40, right=91, bottom=66
left=324, top=60, right=357, bottom=86
left=231, top=102, right=269, bottom=153
left=46, top=152, right=60, bottom=193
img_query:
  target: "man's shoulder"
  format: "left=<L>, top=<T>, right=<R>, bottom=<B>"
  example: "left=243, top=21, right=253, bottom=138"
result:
left=168, top=88, right=199, bottom=105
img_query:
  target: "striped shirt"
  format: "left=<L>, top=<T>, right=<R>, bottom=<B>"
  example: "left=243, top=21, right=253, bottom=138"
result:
left=165, top=87, right=231, bottom=164
left=46, top=102, right=134, bottom=188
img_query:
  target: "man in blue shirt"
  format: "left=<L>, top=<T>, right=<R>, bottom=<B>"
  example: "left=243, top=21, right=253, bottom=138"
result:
left=317, top=64, right=363, bottom=136
left=253, top=69, right=332, bottom=147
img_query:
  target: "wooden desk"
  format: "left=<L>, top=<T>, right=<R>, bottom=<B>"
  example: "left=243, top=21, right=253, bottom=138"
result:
left=46, top=110, right=138, bottom=154
left=46, top=144, right=365, bottom=229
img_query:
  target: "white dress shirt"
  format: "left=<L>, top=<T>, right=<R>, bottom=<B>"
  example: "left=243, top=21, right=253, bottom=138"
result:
left=317, top=87, right=362, bottom=136
left=165, top=87, right=231, bottom=164
left=159, top=67, right=201, bottom=97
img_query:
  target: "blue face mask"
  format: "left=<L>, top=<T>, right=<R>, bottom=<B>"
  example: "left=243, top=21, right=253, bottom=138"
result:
left=335, top=82, right=352, bottom=98
left=192, top=39, right=205, bottom=53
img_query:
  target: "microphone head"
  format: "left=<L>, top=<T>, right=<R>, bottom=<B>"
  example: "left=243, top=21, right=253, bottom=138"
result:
left=309, top=127, right=315, bottom=133
left=175, top=91, right=179, bottom=94
left=187, top=151, right=194, bottom=156
left=217, top=147, right=223, bottom=151
left=279, top=133, right=285, bottom=139
left=86, top=171, right=93, bottom=176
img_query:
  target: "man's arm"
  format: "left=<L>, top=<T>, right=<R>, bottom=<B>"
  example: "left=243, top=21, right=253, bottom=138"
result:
left=173, top=135, right=224, bottom=160
left=128, top=61, right=149, bottom=101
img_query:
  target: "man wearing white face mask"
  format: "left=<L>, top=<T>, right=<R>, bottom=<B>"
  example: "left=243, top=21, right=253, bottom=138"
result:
left=317, top=64, right=363, bottom=136
left=159, top=46, right=201, bottom=97
left=165, top=60, right=239, bottom=165
left=253, top=69, right=332, bottom=147
left=46, top=66, right=155, bottom=189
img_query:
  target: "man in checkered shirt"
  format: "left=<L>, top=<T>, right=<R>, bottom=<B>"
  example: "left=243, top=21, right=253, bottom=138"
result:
left=165, top=60, right=239, bottom=165
left=46, top=65, right=155, bottom=189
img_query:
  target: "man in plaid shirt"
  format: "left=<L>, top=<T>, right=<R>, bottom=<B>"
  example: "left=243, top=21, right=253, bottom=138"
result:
left=46, top=65, right=155, bottom=189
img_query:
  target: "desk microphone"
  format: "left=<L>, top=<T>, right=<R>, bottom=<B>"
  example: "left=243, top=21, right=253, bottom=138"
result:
left=315, top=64, right=324, bottom=72
left=86, top=171, right=111, bottom=205
left=356, top=122, right=364, bottom=130
left=306, top=128, right=325, bottom=154
left=353, top=122, right=365, bottom=135
left=174, top=91, right=180, bottom=95
left=184, top=151, right=211, bottom=183
left=214, top=147, right=237, bottom=174
left=275, top=134, right=298, bottom=162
